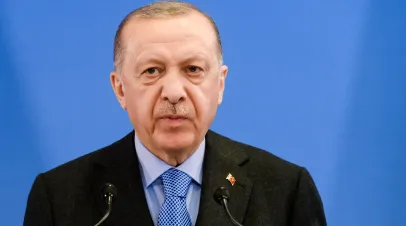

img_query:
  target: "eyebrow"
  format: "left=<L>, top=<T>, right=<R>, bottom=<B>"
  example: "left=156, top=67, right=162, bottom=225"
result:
left=133, top=53, right=166, bottom=67
left=179, top=53, right=210, bottom=63
left=135, top=52, right=210, bottom=65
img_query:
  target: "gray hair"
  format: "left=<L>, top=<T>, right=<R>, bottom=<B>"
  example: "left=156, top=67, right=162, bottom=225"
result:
left=113, top=1, right=223, bottom=71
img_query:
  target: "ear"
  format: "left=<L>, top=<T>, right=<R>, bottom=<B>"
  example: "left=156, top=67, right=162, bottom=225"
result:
left=110, top=71, right=127, bottom=110
left=218, top=65, right=228, bottom=105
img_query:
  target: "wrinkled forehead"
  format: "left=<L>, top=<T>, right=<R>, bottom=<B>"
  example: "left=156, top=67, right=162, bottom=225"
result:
left=120, top=12, right=219, bottom=61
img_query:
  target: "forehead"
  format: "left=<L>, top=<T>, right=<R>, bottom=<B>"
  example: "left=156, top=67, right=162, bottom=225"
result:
left=120, top=12, right=218, bottom=60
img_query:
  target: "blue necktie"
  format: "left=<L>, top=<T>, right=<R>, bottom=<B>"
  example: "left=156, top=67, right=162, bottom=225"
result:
left=157, top=168, right=192, bottom=226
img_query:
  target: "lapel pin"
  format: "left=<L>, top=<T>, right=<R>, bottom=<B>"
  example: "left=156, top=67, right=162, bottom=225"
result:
left=226, top=173, right=236, bottom=186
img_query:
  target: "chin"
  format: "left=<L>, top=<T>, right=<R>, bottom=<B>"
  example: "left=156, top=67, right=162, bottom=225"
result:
left=155, top=130, right=196, bottom=152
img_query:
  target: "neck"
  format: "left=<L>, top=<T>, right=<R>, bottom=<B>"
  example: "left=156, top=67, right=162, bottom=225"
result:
left=157, top=152, right=192, bottom=167
left=134, top=131, right=205, bottom=167
left=152, top=144, right=200, bottom=167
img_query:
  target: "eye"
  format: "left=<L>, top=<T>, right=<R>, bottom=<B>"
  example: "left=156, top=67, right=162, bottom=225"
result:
left=185, top=65, right=203, bottom=75
left=142, top=67, right=161, bottom=77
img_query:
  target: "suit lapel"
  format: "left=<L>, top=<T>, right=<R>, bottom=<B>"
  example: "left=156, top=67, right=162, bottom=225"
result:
left=87, top=130, right=253, bottom=226
left=196, top=131, right=253, bottom=226
left=90, top=131, right=154, bottom=226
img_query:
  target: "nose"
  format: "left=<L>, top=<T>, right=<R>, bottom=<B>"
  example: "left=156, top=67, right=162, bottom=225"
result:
left=160, top=73, right=187, bottom=104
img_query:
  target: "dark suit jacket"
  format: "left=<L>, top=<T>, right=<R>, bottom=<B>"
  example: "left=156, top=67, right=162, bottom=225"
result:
left=24, top=130, right=326, bottom=226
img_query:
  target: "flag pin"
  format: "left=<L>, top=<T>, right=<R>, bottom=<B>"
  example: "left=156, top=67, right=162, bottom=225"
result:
left=226, top=173, right=236, bottom=186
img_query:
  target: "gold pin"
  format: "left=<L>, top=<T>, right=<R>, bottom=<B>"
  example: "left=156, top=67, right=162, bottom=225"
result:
left=226, top=173, right=236, bottom=186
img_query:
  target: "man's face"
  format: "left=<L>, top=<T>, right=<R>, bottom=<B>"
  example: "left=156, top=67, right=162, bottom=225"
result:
left=111, top=12, right=228, bottom=156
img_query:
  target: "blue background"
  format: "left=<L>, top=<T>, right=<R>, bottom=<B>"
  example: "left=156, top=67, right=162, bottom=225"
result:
left=1, top=0, right=405, bottom=225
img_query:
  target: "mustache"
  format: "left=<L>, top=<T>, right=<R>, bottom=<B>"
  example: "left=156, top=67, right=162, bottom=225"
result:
left=154, top=102, right=191, bottom=117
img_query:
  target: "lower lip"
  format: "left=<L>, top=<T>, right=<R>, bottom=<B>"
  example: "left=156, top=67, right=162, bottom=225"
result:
left=160, top=117, right=186, bottom=125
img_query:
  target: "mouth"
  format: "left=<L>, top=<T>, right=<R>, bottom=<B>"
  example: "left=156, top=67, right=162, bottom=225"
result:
left=159, top=114, right=188, bottom=119
left=161, top=116, right=186, bottom=120
left=158, top=115, right=188, bottom=125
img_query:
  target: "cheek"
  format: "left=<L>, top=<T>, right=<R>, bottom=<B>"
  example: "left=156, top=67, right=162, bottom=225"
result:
left=124, top=85, right=157, bottom=126
left=191, top=82, right=220, bottom=120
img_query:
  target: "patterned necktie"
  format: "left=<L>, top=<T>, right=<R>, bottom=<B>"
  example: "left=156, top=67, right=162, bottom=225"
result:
left=157, top=168, right=193, bottom=226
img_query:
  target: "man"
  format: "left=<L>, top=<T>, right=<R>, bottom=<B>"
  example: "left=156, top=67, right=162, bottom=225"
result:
left=24, top=1, right=326, bottom=226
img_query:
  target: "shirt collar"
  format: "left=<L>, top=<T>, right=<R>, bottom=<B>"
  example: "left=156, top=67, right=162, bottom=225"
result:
left=134, top=133, right=205, bottom=188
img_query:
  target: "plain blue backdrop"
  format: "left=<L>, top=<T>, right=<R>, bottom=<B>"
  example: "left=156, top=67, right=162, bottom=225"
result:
left=1, top=0, right=405, bottom=225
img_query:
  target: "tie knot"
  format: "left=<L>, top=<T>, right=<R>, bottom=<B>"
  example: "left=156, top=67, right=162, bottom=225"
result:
left=161, top=168, right=192, bottom=198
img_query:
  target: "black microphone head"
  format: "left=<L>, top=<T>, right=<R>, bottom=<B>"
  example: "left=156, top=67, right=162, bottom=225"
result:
left=102, top=183, right=117, bottom=202
left=214, top=186, right=230, bottom=204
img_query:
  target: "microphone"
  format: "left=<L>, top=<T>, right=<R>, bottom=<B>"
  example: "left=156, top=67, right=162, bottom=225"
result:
left=94, top=183, right=118, bottom=226
left=213, top=187, right=243, bottom=226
